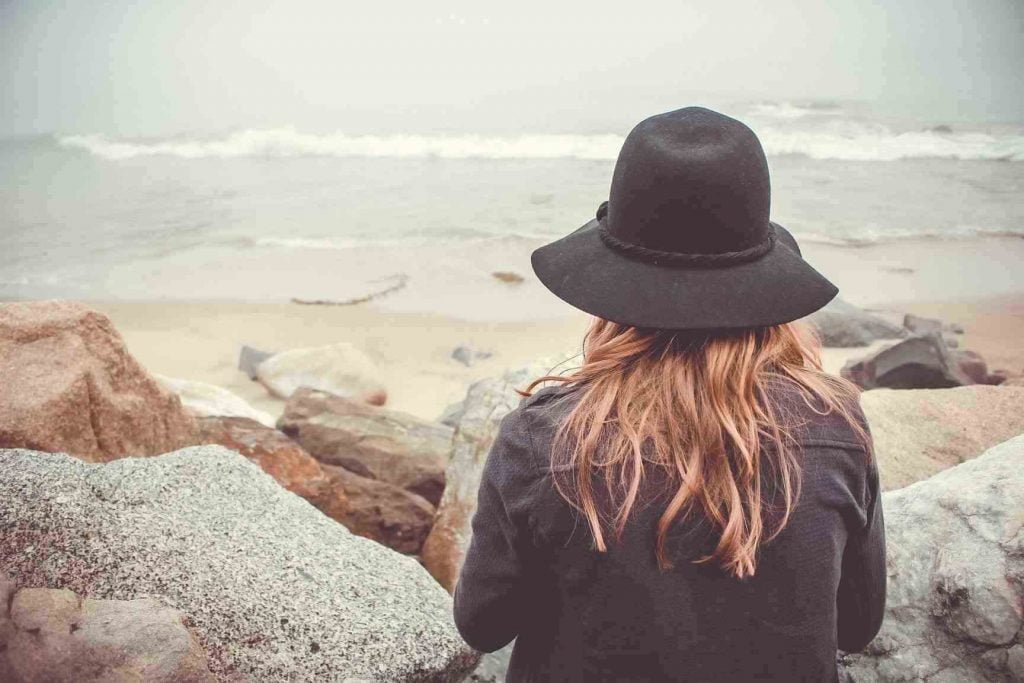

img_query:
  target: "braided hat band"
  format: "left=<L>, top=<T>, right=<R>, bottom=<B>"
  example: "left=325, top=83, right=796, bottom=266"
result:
left=595, top=201, right=776, bottom=268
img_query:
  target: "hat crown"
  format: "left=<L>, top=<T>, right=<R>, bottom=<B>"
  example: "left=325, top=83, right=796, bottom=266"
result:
left=606, top=107, right=771, bottom=255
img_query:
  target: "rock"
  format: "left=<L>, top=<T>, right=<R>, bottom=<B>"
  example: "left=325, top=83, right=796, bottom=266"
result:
left=985, top=369, right=1010, bottom=386
left=421, top=361, right=555, bottom=591
left=902, top=313, right=943, bottom=335
left=805, top=298, right=905, bottom=347
left=156, top=374, right=275, bottom=427
left=319, top=464, right=436, bottom=555
left=452, top=345, right=494, bottom=367
left=0, top=446, right=479, bottom=681
left=841, top=333, right=974, bottom=389
left=0, top=578, right=213, bottom=682
left=196, top=417, right=430, bottom=554
left=838, top=435, right=1024, bottom=681
left=952, top=349, right=990, bottom=385
left=491, top=271, right=524, bottom=285
left=439, top=400, right=467, bottom=428
left=903, top=312, right=964, bottom=337
left=194, top=416, right=329, bottom=501
left=468, top=643, right=514, bottom=682
left=238, top=344, right=274, bottom=381
left=862, top=385, right=1024, bottom=490
left=256, top=342, right=387, bottom=405
left=279, top=388, right=452, bottom=506
left=0, top=300, right=198, bottom=462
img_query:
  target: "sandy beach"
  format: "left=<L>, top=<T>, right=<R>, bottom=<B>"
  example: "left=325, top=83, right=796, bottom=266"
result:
left=86, top=291, right=1023, bottom=426
left=87, top=300, right=591, bottom=422
left=3, top=230, right=1015, bottom=424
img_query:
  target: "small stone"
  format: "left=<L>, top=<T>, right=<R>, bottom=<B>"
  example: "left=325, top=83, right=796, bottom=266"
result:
left=238, top=345, right=275, bottom=381
left=492, top=271, right=524, bottom=285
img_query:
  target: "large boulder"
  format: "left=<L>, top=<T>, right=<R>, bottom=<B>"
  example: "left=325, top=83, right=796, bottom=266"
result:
left=862, top=385, right=1024, bottom=490
left=805, top=298, right=905, bottom=348
left=318, top=464, right=436, bottom=555
left=421, top=362, right=554, bottom=592
left=279, top=387, right=453, bottom=506
left=196, top=416, right=433, bottom=555
left=194, top=416, right=330, bottom=501
left=839, top=435, right=1024, bottom=681
left=0, top=445, right=478, bottom=681
left=0, top=300, right=198, bottom=462
left=0, top=577, right=214, bottom=682
left=256, top=342, right=387, bottom=405
left=842, top=333, right=974, bottom=389
left=156, top=374, right=276, bottom=427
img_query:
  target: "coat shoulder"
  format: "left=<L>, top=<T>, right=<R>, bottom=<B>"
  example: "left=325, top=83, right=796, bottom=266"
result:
left=767, top=376, right=871, bottom=452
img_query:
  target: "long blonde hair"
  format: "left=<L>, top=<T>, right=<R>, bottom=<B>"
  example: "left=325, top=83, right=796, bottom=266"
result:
left=523, top=317, right=870, bottom=579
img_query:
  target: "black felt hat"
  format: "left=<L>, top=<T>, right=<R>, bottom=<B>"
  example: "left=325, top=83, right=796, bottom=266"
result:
left=531, top=106, right=838, bottom=330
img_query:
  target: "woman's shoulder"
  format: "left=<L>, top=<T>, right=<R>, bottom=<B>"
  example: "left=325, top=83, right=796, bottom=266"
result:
left=765, top=376, right=871, bottom=453
left=514, top=382, right=582, bottom=434
left=493, top=382, right=581, bottom=470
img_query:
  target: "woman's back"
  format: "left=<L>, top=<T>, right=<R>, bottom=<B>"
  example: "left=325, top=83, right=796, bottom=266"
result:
left=454, top=380, right=885, bottom=682
left=453, top=107, right=886, bottom=682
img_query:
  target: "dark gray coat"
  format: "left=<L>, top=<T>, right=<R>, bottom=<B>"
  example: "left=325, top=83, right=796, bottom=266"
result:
left=453, top=381, right=886, bottom=682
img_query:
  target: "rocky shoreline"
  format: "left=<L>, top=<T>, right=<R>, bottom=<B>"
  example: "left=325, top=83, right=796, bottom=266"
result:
left=1, top=299, right=1023, bottom=681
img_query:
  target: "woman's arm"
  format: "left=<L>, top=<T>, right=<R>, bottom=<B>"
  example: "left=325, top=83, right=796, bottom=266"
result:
left=452, top=408, right=538, bottom=653
left=836, top=454, right=887, bottom=653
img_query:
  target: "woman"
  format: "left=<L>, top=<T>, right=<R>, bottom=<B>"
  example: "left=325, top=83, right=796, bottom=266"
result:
left=453, top=107, right=886, bottom=682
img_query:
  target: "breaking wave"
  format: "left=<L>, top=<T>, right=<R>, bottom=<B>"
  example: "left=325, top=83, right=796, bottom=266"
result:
left=796, top=224, right=1024, bottom=246
left=59, top=124, right=1024, bottom=162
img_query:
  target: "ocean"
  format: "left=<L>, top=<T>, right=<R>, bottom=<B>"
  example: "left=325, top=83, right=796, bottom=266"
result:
left=2, top=100, right=1022, bottom=314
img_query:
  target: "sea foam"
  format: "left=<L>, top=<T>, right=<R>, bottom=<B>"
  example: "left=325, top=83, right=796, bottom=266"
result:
left=58, top=124, right=1024, bottom=162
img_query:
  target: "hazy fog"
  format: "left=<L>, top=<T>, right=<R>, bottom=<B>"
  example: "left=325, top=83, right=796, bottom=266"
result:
left=2, top=0, right=1022, bottom=137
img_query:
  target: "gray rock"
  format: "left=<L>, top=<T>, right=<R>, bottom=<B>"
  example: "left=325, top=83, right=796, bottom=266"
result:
left=421, top=358, right=571, bottom=591
left=257, top=342, right=387, bottom=405
left=805, top=299, right=905, bottom=348
left=468, top=642, right=513, bottom=682
left=839, top=434, right=1024, bottom=681
left=439, top=400, right=467, bottom=428
left=902, top=313, right=943, bottom=335
left=238, top=345, right=274, bottom=381
left=452, top=345, right=494, bottom=367
left=0, top=578, right=214, bottom=682
left=904, top=313, right=964, bottom=337
left=0, top=445, right=478, bottom=682
left=841, top=333, right=973, bottom=389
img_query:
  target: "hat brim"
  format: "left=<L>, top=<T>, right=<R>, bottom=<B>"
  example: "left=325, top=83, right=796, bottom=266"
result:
left=530, top=219, right=838, bottom=330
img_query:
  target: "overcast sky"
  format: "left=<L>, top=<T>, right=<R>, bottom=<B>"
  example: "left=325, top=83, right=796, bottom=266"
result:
left=2, top=0, right=1022, bottom=137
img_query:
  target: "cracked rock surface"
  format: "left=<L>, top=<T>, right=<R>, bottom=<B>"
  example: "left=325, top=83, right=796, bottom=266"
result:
left=839, top=434, right=1024, bottom=682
